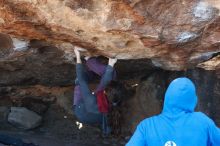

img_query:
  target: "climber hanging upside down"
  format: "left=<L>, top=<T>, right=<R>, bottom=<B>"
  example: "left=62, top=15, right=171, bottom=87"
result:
left=73, top=46, right=127, bottom=135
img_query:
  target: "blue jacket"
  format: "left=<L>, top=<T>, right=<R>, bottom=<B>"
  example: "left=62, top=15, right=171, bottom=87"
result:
left=126, top=77, right=220, bottom=146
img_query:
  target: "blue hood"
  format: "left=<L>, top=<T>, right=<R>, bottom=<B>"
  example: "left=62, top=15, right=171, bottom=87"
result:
left=126, top=77, right=220, bottom=146
left=162, top=77, right=198, bottom=117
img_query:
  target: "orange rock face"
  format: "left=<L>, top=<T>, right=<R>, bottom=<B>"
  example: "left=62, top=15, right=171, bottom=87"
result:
left=0, top=0, right=220, bottom=70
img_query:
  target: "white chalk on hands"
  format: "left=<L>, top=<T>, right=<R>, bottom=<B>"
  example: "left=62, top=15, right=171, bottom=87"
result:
left=75, top=46, right=87, bottom=52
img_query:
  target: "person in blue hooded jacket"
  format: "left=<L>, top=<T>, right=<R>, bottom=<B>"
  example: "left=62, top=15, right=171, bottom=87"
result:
left=126, top=77, right=220, bottom=146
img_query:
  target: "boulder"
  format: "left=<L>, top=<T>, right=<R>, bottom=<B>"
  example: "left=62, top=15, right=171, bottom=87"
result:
left=123, top=72, right=166, bottom=132
left=0, top=0, right=219, bottom=71
left=8, top=107, right=42, bottom=130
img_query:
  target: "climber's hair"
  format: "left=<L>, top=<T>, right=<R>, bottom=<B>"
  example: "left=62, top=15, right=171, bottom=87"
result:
left=105, top=81, right=127, bottom=136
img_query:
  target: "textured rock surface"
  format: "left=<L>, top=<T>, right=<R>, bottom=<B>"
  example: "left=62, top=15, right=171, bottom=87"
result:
left=123, top=72, right=166, bottom=132
left=0, top=33, right=154, bottom=86
left=0, top=98, right=125, bottom=146
left=0, top=0, right=220, bottom=71
left=0, top=1, right=220, bottom=143
left=8, top=107, right=42, bottom=130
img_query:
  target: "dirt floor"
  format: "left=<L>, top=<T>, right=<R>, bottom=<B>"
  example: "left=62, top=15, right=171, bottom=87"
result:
left=0, top=103, right=127, bottom=146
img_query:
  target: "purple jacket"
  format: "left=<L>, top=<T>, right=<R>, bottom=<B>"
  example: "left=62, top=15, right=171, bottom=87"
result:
left=74, top=57, right=116, bottom=105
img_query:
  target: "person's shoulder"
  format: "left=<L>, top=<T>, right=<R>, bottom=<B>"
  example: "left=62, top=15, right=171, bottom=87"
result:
left=135, top=114, right=167, bottom=136
left=194, top=112, right=219, bottom=132
left=193, top=112, right=209, bottom=118
left=134, top=117, right=152, bottom=134
left=138, top=115, right=159, bottom=127
left=193, top=112, right=214, bottom=124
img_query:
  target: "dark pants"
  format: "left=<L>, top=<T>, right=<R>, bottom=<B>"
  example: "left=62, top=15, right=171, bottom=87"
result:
left=73, top=58, right=115, bottom=134
left=74, top=64, right=102, bottom=124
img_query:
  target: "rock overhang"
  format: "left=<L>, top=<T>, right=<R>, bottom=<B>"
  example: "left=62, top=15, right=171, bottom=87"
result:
left=0, top=0, right=219, bottom=71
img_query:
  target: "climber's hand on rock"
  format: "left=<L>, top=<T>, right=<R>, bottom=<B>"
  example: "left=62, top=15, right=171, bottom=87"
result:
left=108, top=58, right=117, bottom=67
left=84, top=56, right=91, bottom=61
left=74, top=47, right=82, bottom=63
left=74, top=46, right=87, bottom=52
left=74, top=48, right=80, bottom=58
